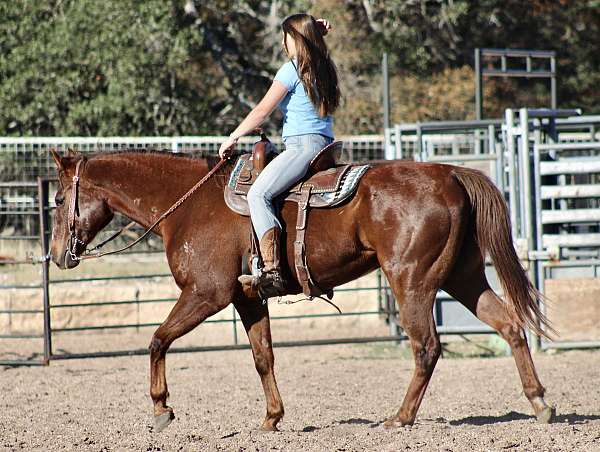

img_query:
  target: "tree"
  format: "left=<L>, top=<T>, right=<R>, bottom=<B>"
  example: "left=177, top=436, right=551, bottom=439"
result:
left=0, top=0, right=598, bottom=136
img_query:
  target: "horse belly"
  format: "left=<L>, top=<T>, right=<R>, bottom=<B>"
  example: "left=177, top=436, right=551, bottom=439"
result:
left=279, top=196, right=377, bottom=290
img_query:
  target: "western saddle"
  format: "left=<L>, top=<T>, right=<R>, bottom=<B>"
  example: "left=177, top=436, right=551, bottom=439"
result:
left=224, top=133, right=370, bottom=299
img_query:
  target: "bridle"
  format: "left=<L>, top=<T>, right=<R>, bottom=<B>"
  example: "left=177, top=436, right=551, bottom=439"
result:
left=65, top=156, right=227, bottom=262
left=66, top=159, right=85, bottom=260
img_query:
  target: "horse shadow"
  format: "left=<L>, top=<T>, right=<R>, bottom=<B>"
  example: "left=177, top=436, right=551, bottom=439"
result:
left=449, top=411, right=600, bottom=426
left=298, top=412, right=600, bottom=432
left=300, top=418, right=381, bottom=432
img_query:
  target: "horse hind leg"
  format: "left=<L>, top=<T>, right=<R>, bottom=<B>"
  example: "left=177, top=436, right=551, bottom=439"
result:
left=149, top=285, right=230, bottom=432
left=442, top=237, right=555, bottom=423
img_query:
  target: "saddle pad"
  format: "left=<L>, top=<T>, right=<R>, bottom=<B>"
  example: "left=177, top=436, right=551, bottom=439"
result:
left=318, top=164, right=370, bottom=205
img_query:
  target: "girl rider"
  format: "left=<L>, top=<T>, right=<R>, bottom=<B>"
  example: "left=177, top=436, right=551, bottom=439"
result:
left=218, top=13, right=340, bottom=298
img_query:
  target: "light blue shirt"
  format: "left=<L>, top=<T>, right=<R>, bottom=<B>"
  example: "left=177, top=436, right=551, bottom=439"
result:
left=274, top=60, right=334, bottom=139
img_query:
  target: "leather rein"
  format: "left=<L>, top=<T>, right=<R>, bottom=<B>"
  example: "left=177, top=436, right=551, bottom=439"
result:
left=67, top=157, right=227, bottom=261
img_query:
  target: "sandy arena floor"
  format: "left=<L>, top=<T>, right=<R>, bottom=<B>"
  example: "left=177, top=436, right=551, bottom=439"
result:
left=1, top=344, right=599, bottom=451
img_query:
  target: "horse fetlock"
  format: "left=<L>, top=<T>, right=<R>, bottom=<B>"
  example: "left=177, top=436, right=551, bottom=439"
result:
left=153, top=401, right=172, bottom=415
left=260, top=405, right=283, bottom=430
left=268, top=406, right=284, bottom=421
left=525, top=385, right=546, bottom=401
left=150, top=386, right=169, bottom=404
left=260, top=418, right=280, bottom=432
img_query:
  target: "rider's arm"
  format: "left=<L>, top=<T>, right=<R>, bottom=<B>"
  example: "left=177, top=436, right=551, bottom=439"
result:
left=219, top=81, right=288, bottom=158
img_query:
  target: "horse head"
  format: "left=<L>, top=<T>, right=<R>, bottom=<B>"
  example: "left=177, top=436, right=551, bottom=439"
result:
left=50, top=149, right=114, bottom=269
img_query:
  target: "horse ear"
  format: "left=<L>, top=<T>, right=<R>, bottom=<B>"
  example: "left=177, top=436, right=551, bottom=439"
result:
left=50, top=148, right=64, bottom=171
left=67, top=148, right=78, bottom=157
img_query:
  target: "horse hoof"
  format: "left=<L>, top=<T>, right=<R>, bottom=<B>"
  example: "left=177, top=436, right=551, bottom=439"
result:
left=536, top=406, right=555, bottom=424
left=154, top=410, right=175, bottom=433
left=259, top=421, right=279, bottom=432
left=383, top=417, right=412, bottom=429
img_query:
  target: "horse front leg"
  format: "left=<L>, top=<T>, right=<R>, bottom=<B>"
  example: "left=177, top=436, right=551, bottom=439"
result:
left=149, top=285, right=229, bottom=432
left=234, top=300, right=284, bottom=431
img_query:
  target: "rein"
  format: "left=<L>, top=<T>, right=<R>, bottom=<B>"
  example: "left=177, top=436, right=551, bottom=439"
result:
left=67, top=157, right=227, bottom=261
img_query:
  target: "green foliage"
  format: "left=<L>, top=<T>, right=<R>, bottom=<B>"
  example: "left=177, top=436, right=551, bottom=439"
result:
left=1, top=1, right=207, bottom=135
left=0, top=0, right=279, bottom=136
left=0, top=0, right=599, bottom=136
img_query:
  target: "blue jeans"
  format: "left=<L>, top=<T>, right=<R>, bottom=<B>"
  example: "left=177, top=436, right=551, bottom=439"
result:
left=247, top=133, right=334, bottom=240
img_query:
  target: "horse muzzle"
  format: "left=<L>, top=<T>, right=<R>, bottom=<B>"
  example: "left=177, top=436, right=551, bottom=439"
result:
left=52, top=237, right=81, bottom=269
left=63, top=248, right=80, bottom=269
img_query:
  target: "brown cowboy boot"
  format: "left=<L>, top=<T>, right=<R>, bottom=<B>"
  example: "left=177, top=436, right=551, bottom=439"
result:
left=256, top=227, right=286, bottom=299
left=237, top=227, right=286, bottom=300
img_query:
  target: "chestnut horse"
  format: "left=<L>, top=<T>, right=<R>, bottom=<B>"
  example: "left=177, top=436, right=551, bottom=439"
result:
left=49, top=149, right=554, bottom=432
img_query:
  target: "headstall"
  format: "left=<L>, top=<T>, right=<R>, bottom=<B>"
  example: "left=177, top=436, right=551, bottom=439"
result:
left=64, top=157, right=227, bottom=261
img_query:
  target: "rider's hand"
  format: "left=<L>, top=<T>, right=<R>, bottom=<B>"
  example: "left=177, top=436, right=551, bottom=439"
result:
left=219, top=136, right=238, bottom=159
left=316, top=18, right=331, bottom=36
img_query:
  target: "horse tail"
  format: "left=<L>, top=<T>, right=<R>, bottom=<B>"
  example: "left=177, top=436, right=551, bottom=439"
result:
left=451, top=166, right=554, bottom=339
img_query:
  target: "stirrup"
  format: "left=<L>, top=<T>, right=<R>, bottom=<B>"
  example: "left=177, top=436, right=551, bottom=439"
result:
left=257, top=270, right=286, bottom=300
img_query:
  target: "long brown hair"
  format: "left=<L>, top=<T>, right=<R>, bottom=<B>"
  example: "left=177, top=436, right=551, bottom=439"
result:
left=282, top=13, right=341, bottom=117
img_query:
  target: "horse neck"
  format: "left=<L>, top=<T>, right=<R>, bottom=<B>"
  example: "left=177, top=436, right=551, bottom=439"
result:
left=84, top=153, right=215, bottom=230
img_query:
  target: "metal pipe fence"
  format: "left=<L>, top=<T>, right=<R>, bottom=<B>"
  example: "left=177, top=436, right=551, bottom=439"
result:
left=4, top=116, right=600, bottom=365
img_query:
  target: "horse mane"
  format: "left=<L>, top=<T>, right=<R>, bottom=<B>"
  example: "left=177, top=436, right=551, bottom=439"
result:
left=82, top=148, right=237, bottom=188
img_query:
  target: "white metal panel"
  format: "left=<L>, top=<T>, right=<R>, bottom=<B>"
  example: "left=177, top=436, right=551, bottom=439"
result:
left=543, top=233, right=600, bottom=248
left=540, top=159, right=600, bottom=175
left=536, top=141, right=600, bottom=151
left=541, top=185, right=600, bottom=199
left=541, top=208, right=600, bottom=224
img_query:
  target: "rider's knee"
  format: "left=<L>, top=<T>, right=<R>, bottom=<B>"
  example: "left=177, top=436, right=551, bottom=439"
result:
left=248, top=184, right=270, bottom=206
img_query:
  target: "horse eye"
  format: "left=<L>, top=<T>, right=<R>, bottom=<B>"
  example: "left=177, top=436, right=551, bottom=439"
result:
left=55, top=194, right=65, bottom=206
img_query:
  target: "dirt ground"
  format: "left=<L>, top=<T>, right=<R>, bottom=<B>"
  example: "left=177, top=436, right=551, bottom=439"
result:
left=1, top=344, right=599, bottom=451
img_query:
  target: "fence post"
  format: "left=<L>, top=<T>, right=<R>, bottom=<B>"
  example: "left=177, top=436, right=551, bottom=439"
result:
left=416, top=124, right=423, bottom=161
left=550, top=56, right=557, bottom=110
left=232, top=305, right=238, bottom=345
left=519, top=110, right=542, bottom=352
left=382, top=52, right=390, bottom=130
left=504, top=109, right=519, bottom=239
left=519, top=108, right=534, bottom=253
left=475, top=48, right=482, bottom=120
left=38, top=178, right=52, bottom=365
left=376, top=269, right=382, bottom=313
